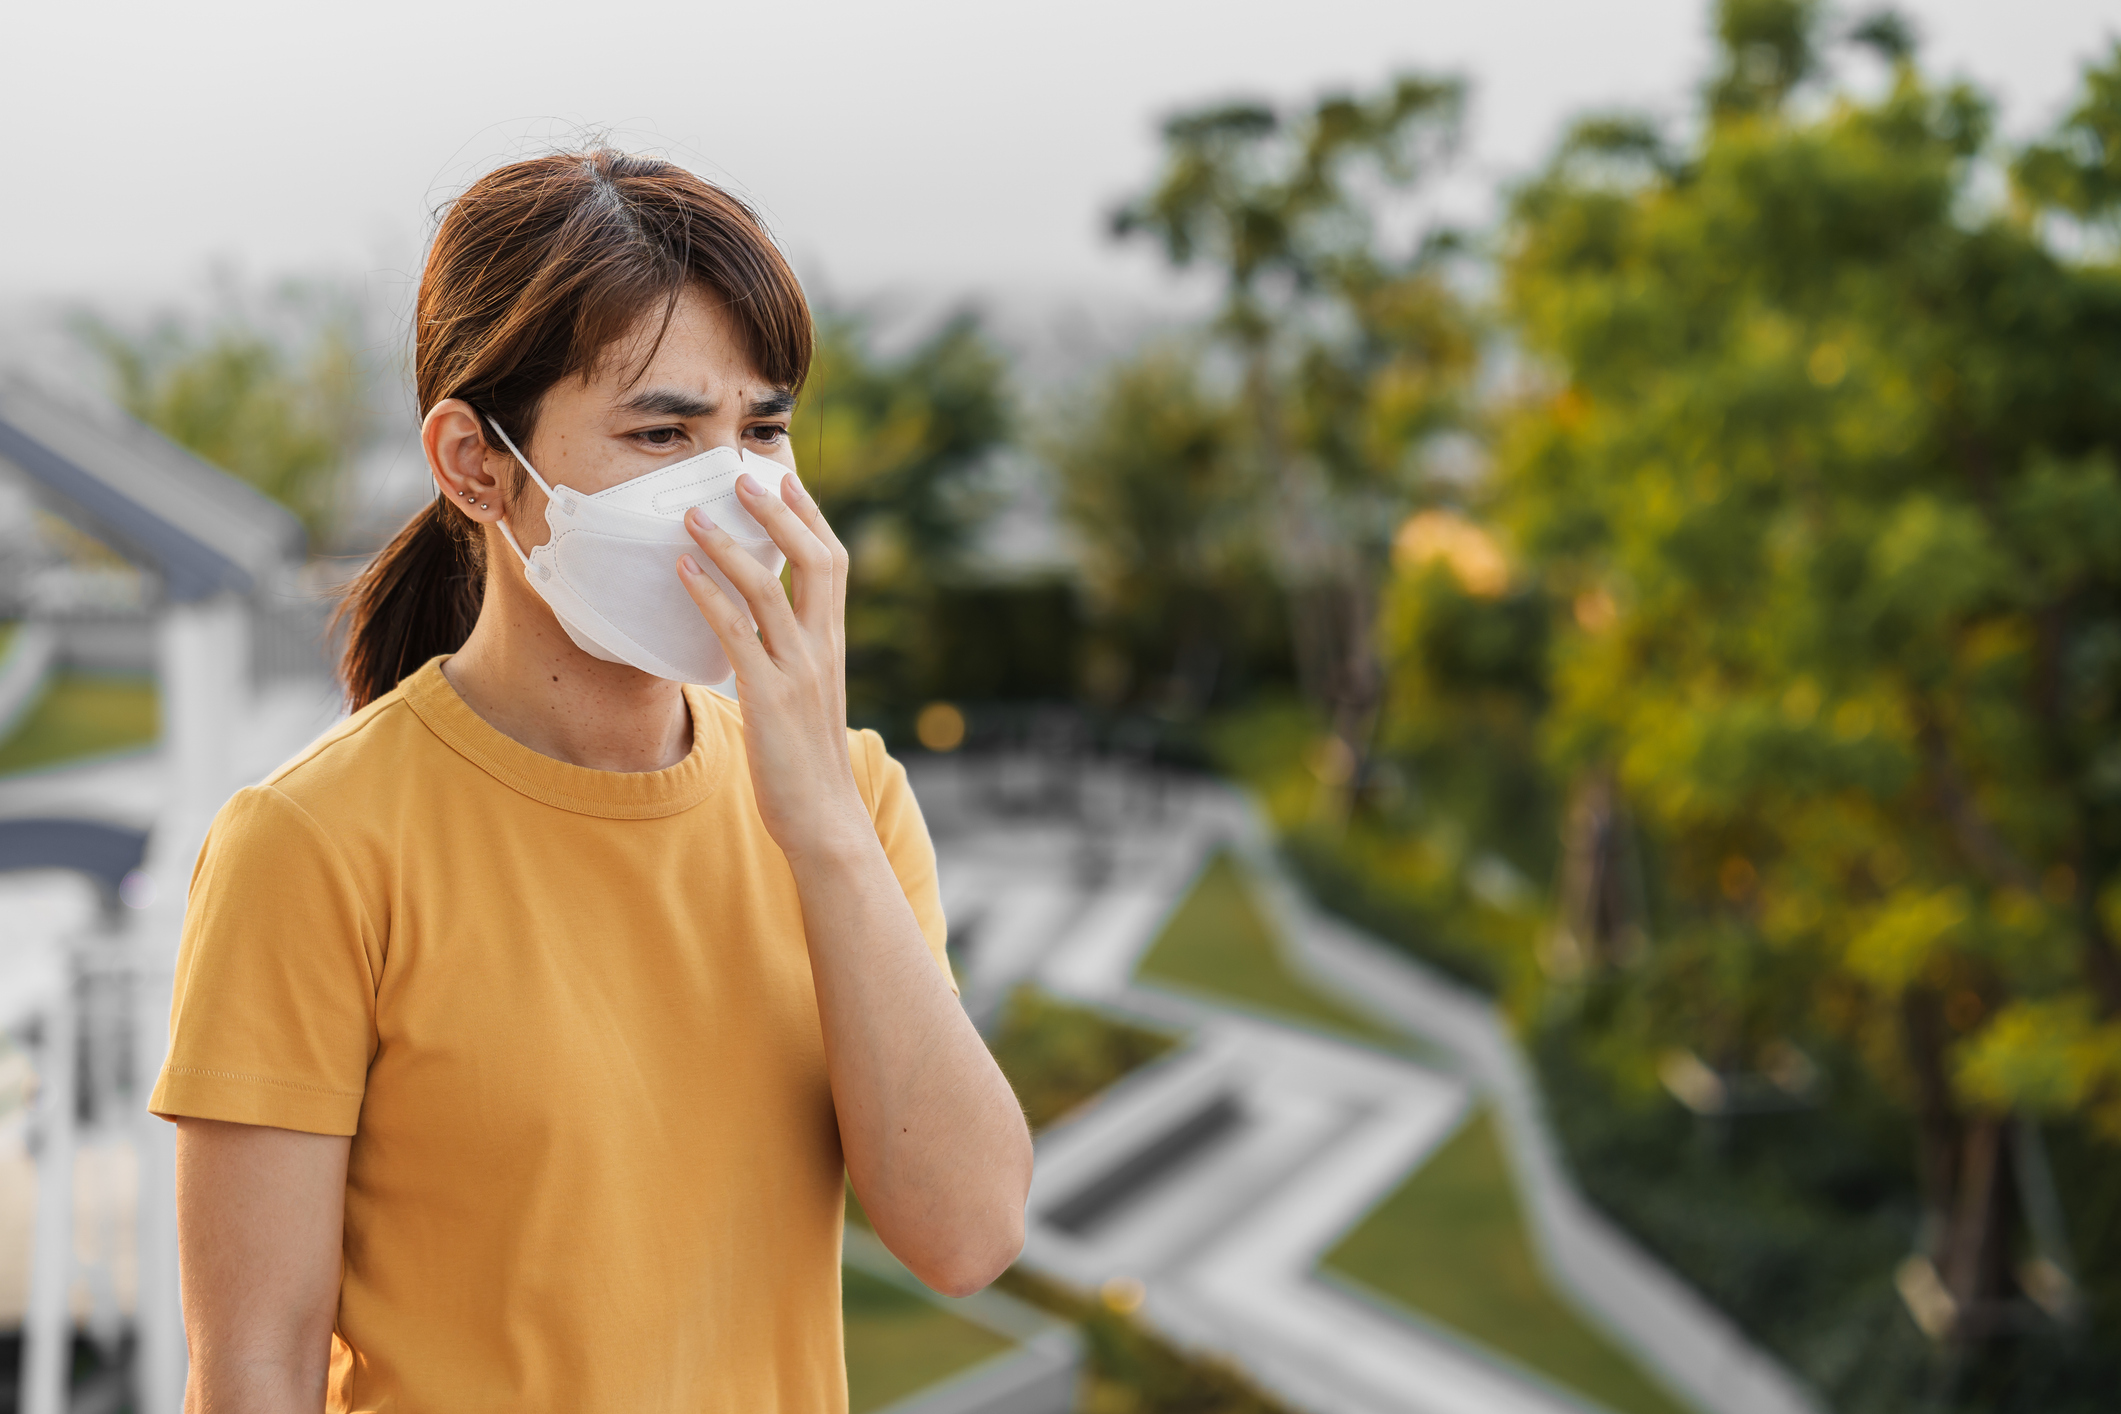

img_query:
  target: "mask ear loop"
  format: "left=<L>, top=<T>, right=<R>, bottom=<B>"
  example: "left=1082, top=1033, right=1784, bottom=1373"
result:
left=481, top=415, right=557, bottom=566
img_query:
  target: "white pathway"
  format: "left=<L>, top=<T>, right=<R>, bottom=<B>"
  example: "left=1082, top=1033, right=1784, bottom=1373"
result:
left=1236, top=832, right=1821, bottom=1414
left=919, top=764, right=1821, bottom=1414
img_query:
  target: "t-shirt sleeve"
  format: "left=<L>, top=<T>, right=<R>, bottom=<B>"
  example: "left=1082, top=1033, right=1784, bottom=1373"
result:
left=148, top=785, right=381, bottom=1136
left=853, top=729, right=956, bottom=994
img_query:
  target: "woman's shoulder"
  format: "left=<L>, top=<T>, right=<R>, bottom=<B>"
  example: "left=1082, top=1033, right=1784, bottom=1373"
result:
left=190, top=691, right=419, bottom=898
left=246, top=684, right=439, bottom=823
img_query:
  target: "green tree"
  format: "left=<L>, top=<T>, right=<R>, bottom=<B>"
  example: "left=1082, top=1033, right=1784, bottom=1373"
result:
left=798, top=311, right=1008, bottom=559
left=78, top=282, right=368, bottom=544
left=2014, top=43, right=2121, bottom=229
left=1374, top=514, right=1555, bottom=950
left=1046, top=345, right=1281, bottom=711
left=1114, top=77, right=1478, bottom=781
left=790, top=310, right=1012, bottom=719
left=1494, top=3, right=2121, bottom=1390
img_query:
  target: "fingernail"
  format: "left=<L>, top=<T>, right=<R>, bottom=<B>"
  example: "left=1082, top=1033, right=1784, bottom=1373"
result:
left=680, top=554, right=701, bottom=575
left=737, top=472, right=764, bottom=496
left=787, top=469, right=810, bottom=501
left=687, top=506, right=707, bottom=527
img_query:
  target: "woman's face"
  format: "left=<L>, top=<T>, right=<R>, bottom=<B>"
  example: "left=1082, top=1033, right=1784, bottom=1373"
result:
left=497, top=284, right=798, bottom=546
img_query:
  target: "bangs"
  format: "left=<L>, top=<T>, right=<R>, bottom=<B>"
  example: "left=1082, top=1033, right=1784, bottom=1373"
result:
left=566, top=178, right=814, bottom=399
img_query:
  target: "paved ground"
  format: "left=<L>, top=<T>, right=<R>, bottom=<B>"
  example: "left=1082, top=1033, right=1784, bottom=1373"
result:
left=914, top=756, right=1818, bottom=1414
left=1241, top=850, right=1819, bottom=1414
left=920, top=762, right=1592, bottom=1414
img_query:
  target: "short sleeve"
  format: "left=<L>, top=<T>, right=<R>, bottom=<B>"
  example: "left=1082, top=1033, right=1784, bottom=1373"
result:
left=852, top=729, right=956, bottom=994
left=148, top=785, right=381, bottom=1135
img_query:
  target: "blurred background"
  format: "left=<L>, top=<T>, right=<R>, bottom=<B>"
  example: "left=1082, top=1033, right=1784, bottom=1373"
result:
left=1, top=0, right=2118, bottom=1411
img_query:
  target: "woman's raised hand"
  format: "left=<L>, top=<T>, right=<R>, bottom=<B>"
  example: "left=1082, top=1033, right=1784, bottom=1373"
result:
left=677, top=471, right=869, bottom=863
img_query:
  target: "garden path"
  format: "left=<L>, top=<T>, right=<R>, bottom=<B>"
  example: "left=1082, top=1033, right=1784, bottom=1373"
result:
left=916, top=759, right=1819, bottom=1414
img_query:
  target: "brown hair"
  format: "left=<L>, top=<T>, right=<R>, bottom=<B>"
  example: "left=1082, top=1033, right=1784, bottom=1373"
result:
left=335, top=149, right=814, bottom=710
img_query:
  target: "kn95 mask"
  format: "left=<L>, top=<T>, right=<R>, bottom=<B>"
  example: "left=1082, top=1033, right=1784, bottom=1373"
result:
left=485, top=415, right=789, bottom=685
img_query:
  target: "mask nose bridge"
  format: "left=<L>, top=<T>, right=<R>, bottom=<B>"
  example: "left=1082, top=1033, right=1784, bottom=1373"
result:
left=590, top=445, right=746, bottom=509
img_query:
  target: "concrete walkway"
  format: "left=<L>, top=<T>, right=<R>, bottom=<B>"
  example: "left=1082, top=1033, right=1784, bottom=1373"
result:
left=1227, top=819, right=1821, bottom=1414
left=918, top=763, right=1820, bottom=1414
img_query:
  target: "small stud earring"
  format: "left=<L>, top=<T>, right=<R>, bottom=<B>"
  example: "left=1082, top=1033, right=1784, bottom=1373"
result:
left=480, top=503, right=488, bottom=509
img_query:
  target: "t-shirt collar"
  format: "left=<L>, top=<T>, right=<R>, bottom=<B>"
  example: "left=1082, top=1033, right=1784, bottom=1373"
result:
left=399, top=657, right=724, bottom=820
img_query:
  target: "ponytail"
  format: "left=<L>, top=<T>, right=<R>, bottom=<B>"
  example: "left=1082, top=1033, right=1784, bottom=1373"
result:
left=335, top=499, right=485, bottom=711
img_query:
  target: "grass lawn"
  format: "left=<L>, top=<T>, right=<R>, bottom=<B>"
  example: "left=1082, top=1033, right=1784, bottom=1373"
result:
left=842, top=1266, right=1014, bottom=1413
left=1323, top=1110, right=1697, bottom=1414
left=1138, top=851, right=1415, bottom=1054
left=0, top=673, right=159, bottom=776
left=988, top=986, right=1180, bottom=1131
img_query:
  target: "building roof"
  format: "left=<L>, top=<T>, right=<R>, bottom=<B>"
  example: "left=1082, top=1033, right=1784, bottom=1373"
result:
left=0, top=376, right=305, bottom=603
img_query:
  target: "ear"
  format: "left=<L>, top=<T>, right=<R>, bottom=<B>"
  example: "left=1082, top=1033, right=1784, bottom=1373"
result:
left=422, top=399, right=510, bottom=526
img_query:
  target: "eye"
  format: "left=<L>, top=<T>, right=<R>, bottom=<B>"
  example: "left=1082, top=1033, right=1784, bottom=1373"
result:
left=747, top=424, right=789, bottom=446
left=632, top=426, right=686, bottom=448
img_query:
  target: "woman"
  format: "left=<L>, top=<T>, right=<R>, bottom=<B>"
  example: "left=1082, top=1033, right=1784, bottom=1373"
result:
left=148, top=150, right=1032, bottom=1413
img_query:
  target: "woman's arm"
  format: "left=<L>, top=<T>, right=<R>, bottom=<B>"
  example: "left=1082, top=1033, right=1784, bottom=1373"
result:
left=785, top=818, right=1031, bottom=1295
left=174, top=1118, right=349, bottom=1413
left=681, top=471, right=1032, bottom=1297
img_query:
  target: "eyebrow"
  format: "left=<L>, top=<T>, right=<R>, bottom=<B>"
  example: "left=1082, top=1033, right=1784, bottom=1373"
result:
left=617, top=387, right=796, bottom=419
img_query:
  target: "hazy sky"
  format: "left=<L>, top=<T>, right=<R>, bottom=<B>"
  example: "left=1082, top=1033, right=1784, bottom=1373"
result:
left=4, top=0, right=2116, bottom=315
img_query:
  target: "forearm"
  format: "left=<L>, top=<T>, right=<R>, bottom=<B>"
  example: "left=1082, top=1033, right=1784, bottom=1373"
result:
left=788, top=825, right=1031, bottom=1294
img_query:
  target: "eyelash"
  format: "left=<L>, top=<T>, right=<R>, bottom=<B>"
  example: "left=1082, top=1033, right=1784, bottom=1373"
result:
left=631, top=424, right=787, bottom=448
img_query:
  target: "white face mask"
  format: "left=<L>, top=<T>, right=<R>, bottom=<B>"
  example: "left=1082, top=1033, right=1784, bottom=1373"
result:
left=485, top=416, right=790, bottom=685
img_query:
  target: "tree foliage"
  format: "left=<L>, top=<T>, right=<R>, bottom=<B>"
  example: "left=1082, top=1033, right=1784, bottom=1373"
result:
left=796, top=311, right=1009, bottom=560
left=789, top=310, right=1013, bottom=719
left=1486, top=0, right=2121, bottom=1378
left=1047, top=346, right=1283, bottom=710
left=1110, top=76, right=1479, bottom=762
left=78, top=282, right=369, bottom=545
left=1093, top=4, right=2121, bottom=1402
left=2014, top=44, right=2121, bottom=228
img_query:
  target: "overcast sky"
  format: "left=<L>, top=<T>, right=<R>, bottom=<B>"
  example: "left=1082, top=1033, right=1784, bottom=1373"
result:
left=4, top=0, right=2115, bottom=321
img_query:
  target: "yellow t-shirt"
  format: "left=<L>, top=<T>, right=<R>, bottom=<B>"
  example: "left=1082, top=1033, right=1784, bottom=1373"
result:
left=148, top=656, right=952, bottom=1414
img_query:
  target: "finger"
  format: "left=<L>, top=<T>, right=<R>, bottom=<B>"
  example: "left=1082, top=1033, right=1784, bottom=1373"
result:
left=676, top=552, right=773, bottom=679
left=735, top=471, right=835, bottom=627
left=685, top=508, right=802, bottom=655
left=780, top=471, right=851, bottom=627
left=779, top=472, right=850, bottom=722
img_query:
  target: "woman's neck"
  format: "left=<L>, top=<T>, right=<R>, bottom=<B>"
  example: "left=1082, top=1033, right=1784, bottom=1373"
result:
left=441, top=579, right=694, bottom=774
